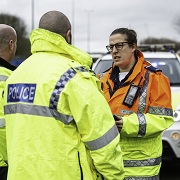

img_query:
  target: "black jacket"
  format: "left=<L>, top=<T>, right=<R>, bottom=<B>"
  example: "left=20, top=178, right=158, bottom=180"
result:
left=0, top=57, right=16, bottom=71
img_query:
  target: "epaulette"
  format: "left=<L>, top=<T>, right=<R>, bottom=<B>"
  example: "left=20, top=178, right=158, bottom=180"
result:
left=145, top=65, right=162, bottom=73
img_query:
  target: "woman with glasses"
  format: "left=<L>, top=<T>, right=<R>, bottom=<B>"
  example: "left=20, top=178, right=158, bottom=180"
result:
left=100, top=28, right=174, bottom=180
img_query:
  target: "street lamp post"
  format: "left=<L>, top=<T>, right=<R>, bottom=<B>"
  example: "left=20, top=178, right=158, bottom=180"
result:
left=72, top=0, right=75, bottom=45
left=85, top=10, right=93, bottom=53
left=31, top=0, right=34, bottom=30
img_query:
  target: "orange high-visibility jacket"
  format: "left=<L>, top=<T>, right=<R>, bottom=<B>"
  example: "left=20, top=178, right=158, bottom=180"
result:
left=100, top=50, right=174, bottom=179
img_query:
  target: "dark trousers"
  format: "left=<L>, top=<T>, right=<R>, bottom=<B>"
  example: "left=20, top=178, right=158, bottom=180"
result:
left=0, top=166, right=8, bottom=180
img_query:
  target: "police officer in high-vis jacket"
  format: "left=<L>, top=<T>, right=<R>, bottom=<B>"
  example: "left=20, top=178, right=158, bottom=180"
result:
left=100, top=28, right=174, bottom=180
left=3, top=11, right=124, bottom=180
left=0, top=24, right=17, bottom=180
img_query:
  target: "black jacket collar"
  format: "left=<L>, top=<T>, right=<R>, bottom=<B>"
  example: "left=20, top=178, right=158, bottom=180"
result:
left=0, top=57, right=16, bottom=71
left=109, top=59, right=138, bottom=92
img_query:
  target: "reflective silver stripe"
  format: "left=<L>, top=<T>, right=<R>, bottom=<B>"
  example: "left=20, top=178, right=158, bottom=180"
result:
left=4, top=104, right=74, bottom=125
left=50, top=66, right=88, bottom=110
left=84, top=124, right=119, bottom=151
left=137, top=71, right=149, bottom=137
left=124, top=156, right=161, bottom=167
left=0, top=75, right=8, bottom=81
left=138, top=71, right=150, bottom=113
left=0, top=118, right=5, bottom=127
left=120, top=109, right=134, bottom=115
left=148, top=106, right=173, bottom=116
left=124, top=175, right=159, bottom=180
left=137, top=114, right=146, bottom=137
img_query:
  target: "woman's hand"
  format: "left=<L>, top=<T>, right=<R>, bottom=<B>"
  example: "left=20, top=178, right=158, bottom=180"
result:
left=113, top=114, right=123, bottom=132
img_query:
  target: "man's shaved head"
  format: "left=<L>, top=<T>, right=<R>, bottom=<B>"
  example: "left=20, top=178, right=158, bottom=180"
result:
left=0, top=24, right=17, bottom=52
left=39, top=10, right=71, bottom=38
left=0, top=24, right=17, bottom=62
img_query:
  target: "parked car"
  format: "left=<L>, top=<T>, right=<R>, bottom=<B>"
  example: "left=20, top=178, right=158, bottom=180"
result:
left=92, top=49, right=180, bottom=161
left=89, top=52, right=105, bottom=63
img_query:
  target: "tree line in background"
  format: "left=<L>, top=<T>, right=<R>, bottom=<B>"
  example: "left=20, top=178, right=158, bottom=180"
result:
left=140, top=15, right=180, bottom=52
left=0, top=13, right=31, bottom=59
left=0, top=13, right=180, bottom=59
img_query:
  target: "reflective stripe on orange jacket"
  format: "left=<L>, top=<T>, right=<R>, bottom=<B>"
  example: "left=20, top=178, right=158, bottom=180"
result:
left=100, top=50, right=174, bottom=179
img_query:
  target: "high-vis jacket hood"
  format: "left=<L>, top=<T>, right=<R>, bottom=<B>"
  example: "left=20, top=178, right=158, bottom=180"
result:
left=100, top=50, right=174, bottom=180
left=30, top=28, right=93, bottom=68
left=4, top=29, right=124, bottom=180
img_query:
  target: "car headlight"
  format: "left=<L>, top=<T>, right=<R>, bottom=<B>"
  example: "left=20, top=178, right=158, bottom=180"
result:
left=171, top=132, right=180, bottom=141
left=173, top=103, right=180, bottom=121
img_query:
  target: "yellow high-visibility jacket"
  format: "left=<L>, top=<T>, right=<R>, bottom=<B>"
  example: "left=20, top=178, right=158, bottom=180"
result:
left=0, top=58, right=16, bottom=167
left=100, top=50, right=174, bottom=180
left=4, top=29, right=124, bottom=180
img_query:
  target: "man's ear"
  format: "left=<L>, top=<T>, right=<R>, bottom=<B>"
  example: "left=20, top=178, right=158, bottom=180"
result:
left=9, top=40, right=14, bottom=51
left=65, top=30, right=72, bottom=44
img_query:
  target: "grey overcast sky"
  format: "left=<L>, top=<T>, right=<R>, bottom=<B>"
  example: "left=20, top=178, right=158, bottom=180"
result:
left=0, top=0, right=180, bottom=52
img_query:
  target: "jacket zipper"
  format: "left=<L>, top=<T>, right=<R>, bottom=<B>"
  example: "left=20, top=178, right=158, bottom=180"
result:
left=78, top=152, right=83, bottom=180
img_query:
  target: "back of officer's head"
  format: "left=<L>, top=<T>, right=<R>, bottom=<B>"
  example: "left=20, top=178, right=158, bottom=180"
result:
left=0, top=24, right=17, bottom=62
left=39, top=10, right=71, bottom=39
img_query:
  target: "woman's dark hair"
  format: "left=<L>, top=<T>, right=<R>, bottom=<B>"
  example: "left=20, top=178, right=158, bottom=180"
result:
left=110, top=28, right=137, bottom=46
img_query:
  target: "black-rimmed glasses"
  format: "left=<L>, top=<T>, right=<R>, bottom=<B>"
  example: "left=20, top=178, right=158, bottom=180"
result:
left=106, top=42, right=130, bottom=52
